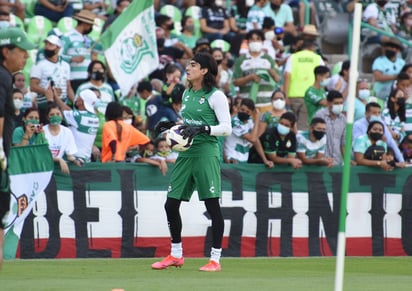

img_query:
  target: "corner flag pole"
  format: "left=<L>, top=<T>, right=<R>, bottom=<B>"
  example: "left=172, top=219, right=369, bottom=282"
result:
left=334, top=3, right=362, bottom=291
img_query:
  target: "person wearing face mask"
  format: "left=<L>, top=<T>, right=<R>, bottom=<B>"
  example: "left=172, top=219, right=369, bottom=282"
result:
left=257, top=89, right=290, bottom=137
left=353, top=120, right=394, bottom=170
left=296, top=117, right=334, bottom=167
left=52, top=89, right=100, bottom=164
left=76, top=60, right=115, bottom=113
left=343, top=79, right=369, bottom=122
left=178, top=16, right=198, bottom=49
left=246, top=0, right=268, bottom=31
left=372, top=38, right=405, bottom=101
left=353, top=102, right=406, bottom=167
left=250, top=111, right=302, bottom=167
left=382, top=72, right=409, bottom=143
left=61, top=10, right=98, bottom=93
left=42, top=103, right=82, bottom=174
left=314, top=90, right=347, bottom=166
left=233, top=29, right=280, bottom=113
left=30, top=34, right=74, bottom=124
left=12, top=88, right=24, bottom=129
left=224, top=98, right=273, bottom=167
left=304, top=65, right=330, bottom=125
left=261, top=17, right=284, bottom=61
left=12, top=108, right=47, bottom=147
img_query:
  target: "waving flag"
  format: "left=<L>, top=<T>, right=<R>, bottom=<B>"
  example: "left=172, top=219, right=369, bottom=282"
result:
left=100, top=0, right=159, bottom=96
left=3, top=144, right=54, bottom=259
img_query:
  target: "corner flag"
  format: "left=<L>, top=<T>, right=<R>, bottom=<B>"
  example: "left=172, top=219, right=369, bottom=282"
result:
left=100, top=0, right=159, bottom=96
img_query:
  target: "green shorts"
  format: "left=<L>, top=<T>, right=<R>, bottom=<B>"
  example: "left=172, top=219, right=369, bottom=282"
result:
left=167, top=156, right=221, bottom=201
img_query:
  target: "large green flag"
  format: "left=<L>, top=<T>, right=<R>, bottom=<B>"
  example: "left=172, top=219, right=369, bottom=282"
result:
left=100, top=0, right=159, bottom=96
left=3, top=144, right=54, bottom=259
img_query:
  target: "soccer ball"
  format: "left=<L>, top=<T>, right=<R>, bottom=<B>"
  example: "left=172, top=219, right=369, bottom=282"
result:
left=166, top=125, right=193, bottom=152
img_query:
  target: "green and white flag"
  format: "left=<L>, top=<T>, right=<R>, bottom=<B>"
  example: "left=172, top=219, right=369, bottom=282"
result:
left=100, top=0, right=159, bottom=96
left=3, top=144, right=54, bottom=259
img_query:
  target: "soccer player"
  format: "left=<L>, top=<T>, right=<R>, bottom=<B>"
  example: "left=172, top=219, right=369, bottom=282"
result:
left=0, top=27, right=35, bottom=269
left=151, top=52, right=232, bottom=272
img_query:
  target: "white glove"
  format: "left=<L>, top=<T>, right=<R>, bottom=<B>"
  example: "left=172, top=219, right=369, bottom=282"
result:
left=0, top=138, right=7, bottom=171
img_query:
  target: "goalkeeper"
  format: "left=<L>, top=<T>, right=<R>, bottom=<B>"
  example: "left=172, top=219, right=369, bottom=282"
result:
left=152, top=52, right=232, bottom=272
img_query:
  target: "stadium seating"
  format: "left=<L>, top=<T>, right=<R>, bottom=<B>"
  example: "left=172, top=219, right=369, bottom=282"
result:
left=160, top=4, right=183, bottom=35
left=9, top=14, right=25, bottom=30
left=211, top=39, right=231, bottom=53
left=57, top=17, right=77, bottom=34
left=26, top=16, right=53, bottom=48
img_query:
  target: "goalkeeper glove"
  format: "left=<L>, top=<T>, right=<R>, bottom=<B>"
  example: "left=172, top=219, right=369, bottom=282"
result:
left=179, top=125, right=210, bottom=140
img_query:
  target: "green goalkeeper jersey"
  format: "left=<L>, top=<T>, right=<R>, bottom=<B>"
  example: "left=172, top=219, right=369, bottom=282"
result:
left=179, top=87, right=219, bottom=158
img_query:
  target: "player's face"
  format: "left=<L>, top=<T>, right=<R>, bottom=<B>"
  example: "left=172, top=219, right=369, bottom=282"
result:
left=186, top=61, right=206, bottom=82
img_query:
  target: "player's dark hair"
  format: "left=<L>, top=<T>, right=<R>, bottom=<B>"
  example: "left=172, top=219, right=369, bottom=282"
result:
left=191, top=52, right=217, bottom=93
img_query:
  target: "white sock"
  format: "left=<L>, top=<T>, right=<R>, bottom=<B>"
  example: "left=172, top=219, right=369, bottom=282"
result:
left=210, top=247, right=222, bottom=263
left=171, top=242, right=183, bottom=258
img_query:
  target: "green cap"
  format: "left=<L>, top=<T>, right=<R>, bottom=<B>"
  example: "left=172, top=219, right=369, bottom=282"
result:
left=0, top=27, right=36, bottom=50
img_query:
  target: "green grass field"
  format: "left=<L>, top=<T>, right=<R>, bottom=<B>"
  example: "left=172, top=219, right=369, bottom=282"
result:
left=1, top=257, right=411, bottom=291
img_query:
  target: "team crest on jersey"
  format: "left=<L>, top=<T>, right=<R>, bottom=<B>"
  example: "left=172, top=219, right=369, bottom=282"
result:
left=199, top=96, right=205, bottom=104
left=286, top=140, right=291, bottom=148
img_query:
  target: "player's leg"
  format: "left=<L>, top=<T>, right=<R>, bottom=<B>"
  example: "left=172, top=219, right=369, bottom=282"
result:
left=152, top=158, right=194, bottom=270
left=196, top=157, right=223, bottom=272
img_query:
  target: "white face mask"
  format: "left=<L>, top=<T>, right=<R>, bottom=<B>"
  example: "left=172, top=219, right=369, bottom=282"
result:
left=13, top=99, right=24, bottom=110
left=331, top=104, right=344, bottom=115
left=272, top=99, right=285, bottom=110
left=320, top=78, right=330, bottom=87
left=358, top=89, right=370, bottom=100
left=123, top=118, right=132, bottom=125
left=249, top=41, right=263, bottom=52
left=264, top=31, right=275, bottom=41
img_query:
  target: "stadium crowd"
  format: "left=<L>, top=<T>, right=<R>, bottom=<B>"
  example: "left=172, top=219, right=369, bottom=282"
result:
left=5, top=0, right=412, bottom=174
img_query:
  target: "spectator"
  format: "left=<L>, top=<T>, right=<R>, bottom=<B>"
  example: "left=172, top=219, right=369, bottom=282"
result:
left=156, top=14, right=193, bottom=62
left=250, top=111, right=302, bottom=168
left=227, top=0, right=250, bottom=56
left=101, top=101, right=150, bottom=162
left=382, top=72, right=409, bottom=143
left=399, top=134, right=412, bottom=162
left=353, top=101, right=406, bottom=166
left=362, top=0, right=397, bottom=45
left=224, top=98, right=273, bottom=167
left=261, top=16, right=284, bottom=62
left=34, top=0, right=74, bottom=23
left=13, top=72, right=34, bottom=111
left=246, top=0, right=269, bottom=31
left=353, top=120, right=393, bottom=170
left=264, top=0, right=297, bottom=42
left=161, top=63, right=184, bottom=106
left=0, top=5, right=10, bottom=29
left=372, top=37, right=405, bottom=102
left=12, top=88, right=23, bottom=129
left=138, top=80, right=179, bottom=139
left=212, top=48, right=231, bottom=94
left=297, top=117, right=333, bottom=167
left=327, top=60, right=350, bottom=100
left=314, top=90, right=346, bottom=166
left=400, top=63, right=412, bottom=101
left=304, top=65, right=330, bottom=124
left=193, top=37, right=212, bottom=54
left=151, top=137, right=178, bottom=164
left=54, top=89, right=100, bottom=164
left=12, top=108, right=47, bottom=146
left=343, top=79, right=369, bottom=122
left=76, top=60, right=115, bottom=114
left=102, top=0, right=130, bottom=32
left=131, top=140, right=168, bottom=175
left=257, top=89, right=289, bottom=137
left=283, top=40, right=324, bottom=130
left=178, top=16, right=198, bottom=49
left=200, top=0, right=232, bottom=42
left=43, top=103, right=81, bottom=174
left=83, top=0, right=109, bottom=20
left=233, top=29, right=280, bottom=112
left=30, top=35, right=74, bottom=124
left=61, top=10, right=97, bottom=92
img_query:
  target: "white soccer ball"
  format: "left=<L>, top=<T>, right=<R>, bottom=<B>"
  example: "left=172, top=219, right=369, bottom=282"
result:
left=166, top=125, right=193, bottom=152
